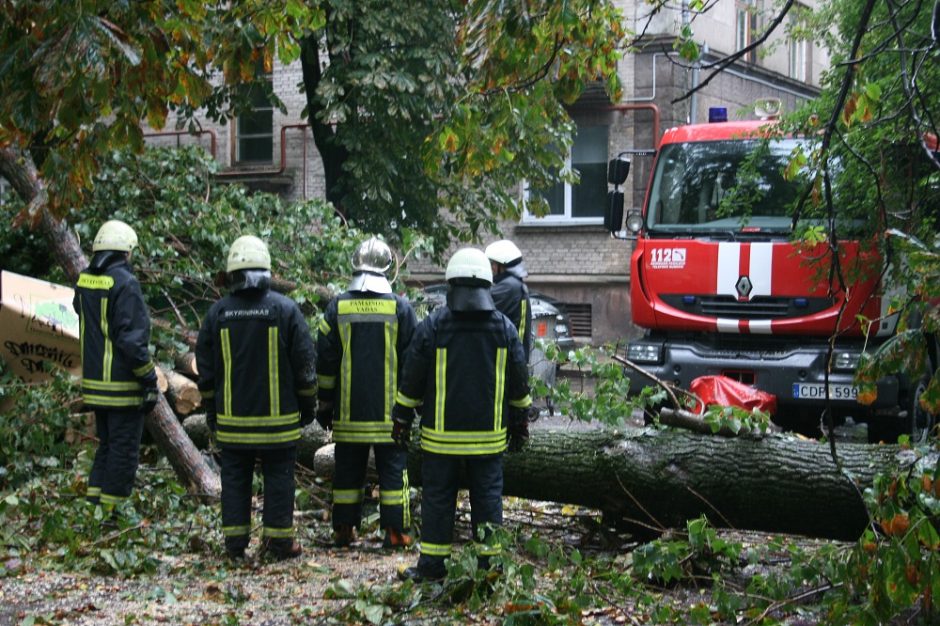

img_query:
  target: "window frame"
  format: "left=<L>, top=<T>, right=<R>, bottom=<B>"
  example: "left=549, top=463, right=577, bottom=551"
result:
left=234, top=75, right=275, bottom=166
left=735, top=0, right=759, bottom=63
left=787, top=3, right=811, bottom=82
left=522, top=123, right=610, bottom=226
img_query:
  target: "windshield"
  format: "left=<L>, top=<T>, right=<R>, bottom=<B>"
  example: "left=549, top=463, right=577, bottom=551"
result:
left=647, top=138, right=805, bottom=233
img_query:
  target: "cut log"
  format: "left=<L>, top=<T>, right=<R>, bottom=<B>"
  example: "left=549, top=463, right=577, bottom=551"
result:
left=155, top=366, right=169, bottom=394
left=0, top=144, right=220, bottom=500
left=164, top=368, right=201, bottom=415
left=174, top=352, right=199, bottom=379
left=188, top=421, right=907, bottom=541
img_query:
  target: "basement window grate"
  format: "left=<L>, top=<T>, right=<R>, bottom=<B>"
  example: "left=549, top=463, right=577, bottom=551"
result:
left=564, top=303, right=593, bottom=338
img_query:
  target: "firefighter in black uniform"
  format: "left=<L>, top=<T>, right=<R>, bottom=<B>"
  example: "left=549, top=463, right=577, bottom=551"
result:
left=392, top=248, right=532, bottom=581
left=73, top=220, right=158, bottom=521
left=196, top=235, right=317, bottom=561
left=317, top=237, right=418, bottom=548
left=485, top=239, right=532, bottom=363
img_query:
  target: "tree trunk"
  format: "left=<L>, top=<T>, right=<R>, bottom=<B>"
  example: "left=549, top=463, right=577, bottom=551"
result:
left=494, top=428, right=896, bottom=541
left=217, top=421, right=903, bottom=541
left=0, top=144, right=221, bottom=500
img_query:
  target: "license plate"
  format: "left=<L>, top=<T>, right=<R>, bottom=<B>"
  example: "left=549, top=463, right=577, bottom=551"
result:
left=792, top=383, right=858, bottom=401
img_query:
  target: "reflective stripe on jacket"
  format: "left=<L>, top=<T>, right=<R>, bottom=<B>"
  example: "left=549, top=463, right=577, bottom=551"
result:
left=396, top=306, right=531, bottom=456
left=196, top=287, right=317, bottom=449
left=491, top=271, right=532, bottom=362
left=72, top=255, right=155, bottom=409
left=317, top=292, right=417, bottom=444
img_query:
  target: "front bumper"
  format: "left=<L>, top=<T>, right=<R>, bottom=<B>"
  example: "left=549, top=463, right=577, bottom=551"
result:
left=625, top=335, right=901, bottom=412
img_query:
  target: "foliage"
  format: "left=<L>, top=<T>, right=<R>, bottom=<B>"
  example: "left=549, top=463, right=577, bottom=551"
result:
left=0, top=368, right=80, bottom=488
left=0, top=0, right=324, bottom=217
left=776, top=0, right=940, bottom=424
left=1, top=146, right=368, bottom=357
left=302, top=0, right=626, bottom=254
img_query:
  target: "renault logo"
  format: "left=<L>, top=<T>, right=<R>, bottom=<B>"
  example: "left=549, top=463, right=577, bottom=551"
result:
left=735, top=275, right=753, bottom=298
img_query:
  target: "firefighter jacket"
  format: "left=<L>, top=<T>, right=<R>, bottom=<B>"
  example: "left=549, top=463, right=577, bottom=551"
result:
left=72, top=252, right=156, bottom=409
left=317, top=291, right=417, bottom=444
left=196, top=275, right=317, bottom=449
left=491, top=267, right=532, bottom=362
left=395, top=306, right=532, bottom=456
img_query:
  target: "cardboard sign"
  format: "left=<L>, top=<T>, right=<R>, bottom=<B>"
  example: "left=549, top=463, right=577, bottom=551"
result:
left=0, top=270, right=81, bottom=382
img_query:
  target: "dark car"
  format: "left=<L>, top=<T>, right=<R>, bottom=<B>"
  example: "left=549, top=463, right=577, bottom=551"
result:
left=419, top=283, right=575, bottom=362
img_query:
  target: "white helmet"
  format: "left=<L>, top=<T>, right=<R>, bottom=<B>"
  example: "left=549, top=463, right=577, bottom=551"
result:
left=92, top=220, right=138, bottom=252
left=349, top=237, right=393, bottom=294
left=445, top=248, right=493, bottom=285
left=227, top=235, right=271, bottom=272
left=484, top=239, right=523, bottom=266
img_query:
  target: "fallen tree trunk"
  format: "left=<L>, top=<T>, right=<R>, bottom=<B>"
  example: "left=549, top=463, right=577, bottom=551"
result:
left=184, top=414, right=905, bottom=541
left=174, top=352, right=199, bottom=379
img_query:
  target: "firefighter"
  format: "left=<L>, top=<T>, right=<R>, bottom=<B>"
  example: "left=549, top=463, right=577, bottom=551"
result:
left=195, top=235, right=317, bottom=561
left=484, top=239, right=532, bottom=363
left=317, top=237, right=417, bottom=549
left=393, top=247, right=532, bottom=581
left=73, top=220, right=157, bottom=523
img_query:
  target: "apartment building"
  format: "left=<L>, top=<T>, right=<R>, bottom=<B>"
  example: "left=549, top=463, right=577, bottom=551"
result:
left=145, top=0, right=829, bottom=344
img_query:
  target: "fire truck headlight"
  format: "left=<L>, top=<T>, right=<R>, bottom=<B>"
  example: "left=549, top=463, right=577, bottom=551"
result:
left=834, top=351, right=860, bottom=371
left=627, top=343, right=662, bottom=364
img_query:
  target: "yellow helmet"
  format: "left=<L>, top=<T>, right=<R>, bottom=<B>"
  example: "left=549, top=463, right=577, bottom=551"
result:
left=92, top=220, right=138, bottom=252
left=227, top=235, right=271, bottom=272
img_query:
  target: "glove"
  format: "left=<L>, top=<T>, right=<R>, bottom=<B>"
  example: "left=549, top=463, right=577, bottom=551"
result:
left=300, top=408, right=315, bottom=428
left=141, top=378, right=158, bottom=415
left=315, top=403, right=334, bottom=431
left=391, top=404, right=415, bottom=448
left=507, top=407, right=529, bottom=453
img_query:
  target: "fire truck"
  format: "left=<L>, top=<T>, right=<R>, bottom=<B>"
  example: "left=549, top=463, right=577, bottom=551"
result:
left=604, top=107, right=937, bottom=443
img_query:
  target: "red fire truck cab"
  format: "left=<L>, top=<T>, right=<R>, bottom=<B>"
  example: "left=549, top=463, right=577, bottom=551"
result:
left=605, top=111, right=930, bottom=442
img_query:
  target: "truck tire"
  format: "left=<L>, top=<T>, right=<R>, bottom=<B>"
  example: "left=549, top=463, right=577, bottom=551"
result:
left=908, top=375, right=936, bottom=444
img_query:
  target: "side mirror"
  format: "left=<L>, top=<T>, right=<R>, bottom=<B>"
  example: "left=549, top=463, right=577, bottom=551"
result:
left=604, top=191, right=624, bottom=233
left=607, top=157, right=631, bottom=186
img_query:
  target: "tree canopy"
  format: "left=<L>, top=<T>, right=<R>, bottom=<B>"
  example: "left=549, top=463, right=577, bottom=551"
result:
left=0, top=0, right=623, bottom=254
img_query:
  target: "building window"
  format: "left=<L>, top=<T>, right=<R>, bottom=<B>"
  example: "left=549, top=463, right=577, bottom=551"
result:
left=564, top=303, right=593, bottom=339
left=235, top=78, right=274, bottom=165
left=524, top=124, right=609, bottom=224
left=788, top=4, right=811, bottom=82
left=735, top=0, right=759, bottom=63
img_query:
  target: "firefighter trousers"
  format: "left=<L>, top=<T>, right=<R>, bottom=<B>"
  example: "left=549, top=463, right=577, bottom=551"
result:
left=417, top=454, right=503, bottom=576
left=220, top=446, right=297, bottom=552
left=332, top=442, right=410, bottom=531
left=87, top=408, right=145, bottom=511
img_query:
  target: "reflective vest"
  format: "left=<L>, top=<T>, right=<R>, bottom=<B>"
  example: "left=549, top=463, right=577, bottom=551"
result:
left=491, top=270, right=532, bottom=362
left=72, top=255, right=155, bottom=409
left=196, top=287, right=317, bottom=449
left=396, top=307, right=531, bottom=456
left=317, top=292, right=417, bottom=444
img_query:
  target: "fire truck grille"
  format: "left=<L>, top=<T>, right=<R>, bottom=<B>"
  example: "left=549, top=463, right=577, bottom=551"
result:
left=661, top=295, right=834, bottom=320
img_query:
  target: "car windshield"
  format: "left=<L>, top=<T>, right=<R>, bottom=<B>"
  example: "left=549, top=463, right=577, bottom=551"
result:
left=647, top=138, right=806, bottom=233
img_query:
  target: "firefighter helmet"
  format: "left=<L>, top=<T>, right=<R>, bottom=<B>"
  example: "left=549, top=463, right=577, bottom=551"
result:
left=349, top=237, right=393, bottom=293
left=92, top=220, right=138, bottom=252
left=484, top=239, right=523, bottom=266
left=226, top=235, right=271, bottom=272
left=352, top=237, right=393, bottom=274
left=445, top=248, right=493, bottom=285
